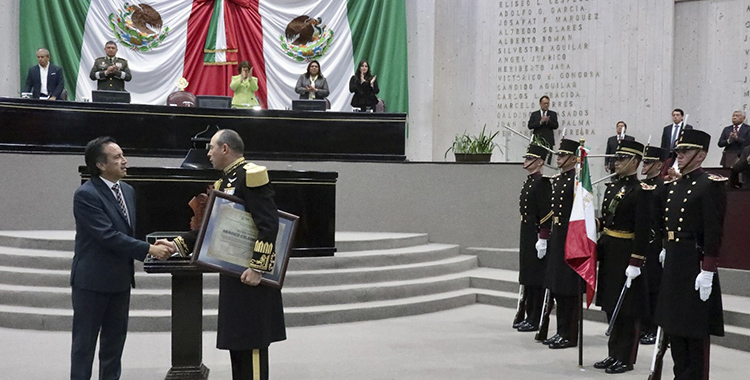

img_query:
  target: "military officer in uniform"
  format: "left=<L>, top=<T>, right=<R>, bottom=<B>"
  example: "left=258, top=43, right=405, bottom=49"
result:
left=639, top=146, right=667, bottom=345
left=543, top=138, right=582, bottom=349
left=655, top=129, right=726, bottom=380
left=515, top=144, right=553, bottom=332
left=158, top=129, right=285, bottom=380
left=593, top=139, right=653, bottom=374
left=89, top=41, right=132, bottom=91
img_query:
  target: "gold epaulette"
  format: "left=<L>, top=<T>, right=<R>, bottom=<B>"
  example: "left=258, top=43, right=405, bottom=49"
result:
left=249, top=240, right=275, bottom=272
left=640, top=183, right=656, bottom=190
left=174, top=236, right=190, bottom=257
left=213, top=179, right=223, bottom=189
left=244, top=163, right=269, bottom=188
left=708, top=173, right=728, bottom=182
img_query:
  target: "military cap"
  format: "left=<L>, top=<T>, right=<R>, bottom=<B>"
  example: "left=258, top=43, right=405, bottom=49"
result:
left=643, top=146, right=666, bottom=162
left=615, top=139, right=645, bottom=159
left=557, top=138, right=579, bottom=155
left=675, top=129, right=711, bottom=152
left=524, top=144, right=549, bottom=160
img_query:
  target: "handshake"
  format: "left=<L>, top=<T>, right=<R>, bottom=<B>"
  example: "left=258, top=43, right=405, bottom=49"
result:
left=146, top=239, right=179, bottom=261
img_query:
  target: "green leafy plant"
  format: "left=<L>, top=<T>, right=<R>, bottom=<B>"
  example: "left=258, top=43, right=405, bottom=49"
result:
left=444, top=124, right=501, bottom=157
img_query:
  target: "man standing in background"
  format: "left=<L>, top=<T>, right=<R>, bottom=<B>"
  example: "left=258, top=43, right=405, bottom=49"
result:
left=90, top=41, right=132, bottom=91
left=528, top=96, right=559, bottom=158
left=23, top=48, right=64, bottom=100
left=718, top=110, right=749, bottom=168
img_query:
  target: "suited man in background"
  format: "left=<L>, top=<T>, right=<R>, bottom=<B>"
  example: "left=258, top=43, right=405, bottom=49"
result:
left=527, top=96, right=559, bottom=159
left=70, top=136, right=172, bottom=380
left=604, top=121, right=635, bottom=173
left=718, top=110, right=750, bottom=168
left=660, top=108, right=693, bottom=156
left=90, top=41, right=132, bottom=91
left=22, top=48, right=64, bottom=100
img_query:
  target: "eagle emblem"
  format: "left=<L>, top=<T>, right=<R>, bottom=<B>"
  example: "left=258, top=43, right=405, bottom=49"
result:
left=279, top=15, right=334, bottom=62
left=109, top=2, right=170, bottom=52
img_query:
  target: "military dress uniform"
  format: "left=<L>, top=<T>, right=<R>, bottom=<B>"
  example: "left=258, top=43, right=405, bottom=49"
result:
left=89, top=56, right=132, bottom=91
left=174, top=157, right=285, bottom=380
left=593, top=140, right=652, bottom=373
left=543, top=138, right=583, bottom=349
left=639, top=146, right=667, bottom=344
left=654, top=130, right=726, bottom=380
left=516, top=145, right=553, bottom=332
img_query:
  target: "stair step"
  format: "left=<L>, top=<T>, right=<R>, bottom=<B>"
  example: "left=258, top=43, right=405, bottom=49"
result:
left=335, top=232, right=429, bottom=252
left=287, top=243, right=459, bottom=270
left=0, top=231, right=75, bottom=251
left=0, top=246, right=74, bottom=270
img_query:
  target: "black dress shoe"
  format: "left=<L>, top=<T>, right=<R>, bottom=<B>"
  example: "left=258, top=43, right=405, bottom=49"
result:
left=605, top=361, right=633, bottom=374
left=640, top=333, right=656, bottom=345
left=549, top=338, right=577, bottom=349
left=593, top=357, right=617, bottom=369
left=512, top=320, right=524, bottom=329
left=541, top=334, right=560, bottom=345
left=517, top=322, right=539, bottom=332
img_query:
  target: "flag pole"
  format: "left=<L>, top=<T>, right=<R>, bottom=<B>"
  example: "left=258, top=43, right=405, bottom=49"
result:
left=577, top=138, right=585, bottom=368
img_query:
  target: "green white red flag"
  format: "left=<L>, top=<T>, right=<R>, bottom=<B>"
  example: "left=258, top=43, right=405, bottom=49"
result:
left=19, top=0, right=408, bottom=112
left=565, top=144, right=597, bottom=307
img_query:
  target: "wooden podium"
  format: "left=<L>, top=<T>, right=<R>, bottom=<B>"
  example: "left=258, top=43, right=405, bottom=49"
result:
left=143, top=246, right=210, bottom=380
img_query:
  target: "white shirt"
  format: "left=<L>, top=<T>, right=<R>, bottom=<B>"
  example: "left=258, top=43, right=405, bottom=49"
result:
left=39, top=64, right=49, bottom=96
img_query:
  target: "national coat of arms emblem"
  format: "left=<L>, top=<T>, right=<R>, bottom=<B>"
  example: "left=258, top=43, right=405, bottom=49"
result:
left=279, top=15, right=334, bottom=62
left=109, top=2, right=170, bottom=52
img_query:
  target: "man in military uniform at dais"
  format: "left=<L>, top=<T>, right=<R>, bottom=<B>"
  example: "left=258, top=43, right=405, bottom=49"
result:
left=89, top=41, right=132, bottom=91
left=161, top=129, right=285, bottom=380
left=593, top=139, right=653, bottom=374
left=515, top=144, right=553, bottom=333
left=543, top=138, right=583, bottom=349
left=654, top=129, right=726, bottom=380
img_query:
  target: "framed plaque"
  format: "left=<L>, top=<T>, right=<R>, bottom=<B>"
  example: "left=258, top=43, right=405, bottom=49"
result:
left=191, top=190, right=298, bottom=288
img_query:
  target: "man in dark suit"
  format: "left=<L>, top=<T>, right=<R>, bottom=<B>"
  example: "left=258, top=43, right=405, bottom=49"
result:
left=604, top=121, right=635, bottom=172
left=660, top=108, right=694, bottom=155
left=527, top=95, right=559, bottom=155
left=90, top=41, right=132, bottom=91
left=717, top=110, right=750, bottom=168
left=71, top=136, right=172, bottom=380
left=731, top=144, right=750, bottom=187
left=660, top=108, right=693, bottom=178
left=22, top=48, right=65, bottom=100
left=161, top=129, right=286, bottom=380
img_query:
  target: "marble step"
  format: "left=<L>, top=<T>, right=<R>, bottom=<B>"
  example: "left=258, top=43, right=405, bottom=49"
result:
left=0, top=231, right=75, bottom=251
left=467, top=247, right=750, bottom=298
left=0, top=254, right=477, bottom=289
left=0, top=289, right=489, bottom=332
left=0, top=273, right=472, bottom=310
left=335, top=232, right=429, bottom=252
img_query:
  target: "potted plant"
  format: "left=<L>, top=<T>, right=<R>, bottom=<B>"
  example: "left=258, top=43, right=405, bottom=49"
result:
left=444, top=124, right=501, bottom=162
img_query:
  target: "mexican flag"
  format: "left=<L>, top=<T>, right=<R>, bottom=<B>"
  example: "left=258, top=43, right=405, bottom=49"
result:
left=19, top=0, right=408, bottom=112
left=564, top=145, right=597, bottom=307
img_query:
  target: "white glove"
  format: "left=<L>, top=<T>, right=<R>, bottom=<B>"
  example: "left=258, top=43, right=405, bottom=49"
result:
left=625, top=265, right=641, bottom=288
left=694, top=270, right=714, bottom=302
left=535, top=239, right=547, bottom=259
left=659, top=248, right=666, bottom=268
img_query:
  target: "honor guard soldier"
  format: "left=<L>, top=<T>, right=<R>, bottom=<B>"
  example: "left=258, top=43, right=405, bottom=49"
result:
left=543, top=138, right=582, bottom=349
left=655, top=129, right=726, bottom=380
left=593, top=139, right=653, bottom=374
left=89, top=41, right=132, bottom=91
left=162, top=129, right=285, bottom=380
left=639, top=146, right=667, bottom=345
left=515, top=144, right=553, bottom=332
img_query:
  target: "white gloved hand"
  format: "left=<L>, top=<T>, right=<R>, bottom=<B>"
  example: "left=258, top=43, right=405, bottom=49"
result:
left=659, top=248, right=666, bottom=268
left=535, top=239, right=547, bottom=259
left=694, top=270, right=714, bottom=302
left=625, top=265, right=641, bottom=288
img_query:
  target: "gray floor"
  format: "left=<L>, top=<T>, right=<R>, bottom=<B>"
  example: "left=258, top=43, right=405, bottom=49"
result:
left=2, top=304, right=748, bottom=379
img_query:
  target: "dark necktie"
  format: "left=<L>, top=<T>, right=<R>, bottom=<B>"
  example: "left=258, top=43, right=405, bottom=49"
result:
left=734, top=125, right=739, bottom=134
left=112, top=183, right=130, bottom=225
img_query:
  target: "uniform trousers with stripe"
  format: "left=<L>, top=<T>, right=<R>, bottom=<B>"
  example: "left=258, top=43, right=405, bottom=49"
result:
left=668, top=334, right=710, bottom=380
left=605, top=311, right=640, bottom=364
left=230, top=348, right=269, bottom=380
